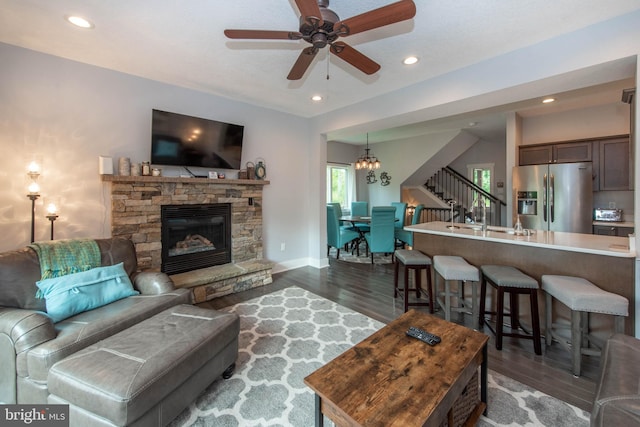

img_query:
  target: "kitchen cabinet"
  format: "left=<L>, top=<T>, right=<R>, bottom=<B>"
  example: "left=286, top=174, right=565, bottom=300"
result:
left=519, top=141, right=592, bottom=165
left=597, top=136, right=631, bottom=191
left=593, top=225, right=634, bottom=236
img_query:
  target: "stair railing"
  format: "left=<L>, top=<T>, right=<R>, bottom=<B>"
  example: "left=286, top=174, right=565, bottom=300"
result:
left=424, top=167, right=506, bottom=226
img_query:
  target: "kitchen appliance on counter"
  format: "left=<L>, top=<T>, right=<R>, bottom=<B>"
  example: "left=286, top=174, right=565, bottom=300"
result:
left=594, top=208, right=623, bottom=222
left=513, top=162, right=593, bottom=233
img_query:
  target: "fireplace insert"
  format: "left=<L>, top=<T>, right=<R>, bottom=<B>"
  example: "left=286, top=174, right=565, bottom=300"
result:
left=161, top=204, right=231, bottom=274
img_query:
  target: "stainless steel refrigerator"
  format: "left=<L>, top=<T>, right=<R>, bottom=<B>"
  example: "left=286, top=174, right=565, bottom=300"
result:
left=512, top=163, right=593, bottom=233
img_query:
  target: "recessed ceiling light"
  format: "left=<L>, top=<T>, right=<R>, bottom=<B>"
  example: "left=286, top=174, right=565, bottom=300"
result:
left=311, top=95, right=323, bottom=102
left=542, top=97, right=556, bottom=104
left=403, top=56, right=419, bottom=65
left=65, top=15, right=94, bottom=29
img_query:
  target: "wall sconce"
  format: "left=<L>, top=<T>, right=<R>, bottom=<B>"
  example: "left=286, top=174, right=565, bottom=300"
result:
left=45, top=200, right=60, bottom=240
left=27, top=161, right=41, bottom=243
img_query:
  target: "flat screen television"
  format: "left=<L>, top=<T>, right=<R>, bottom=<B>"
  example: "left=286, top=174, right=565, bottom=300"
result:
left=151, top=109, right=244, bottom=170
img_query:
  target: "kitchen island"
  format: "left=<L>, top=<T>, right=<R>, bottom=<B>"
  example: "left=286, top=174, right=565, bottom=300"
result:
left=405, top=221, right=635, bottom=335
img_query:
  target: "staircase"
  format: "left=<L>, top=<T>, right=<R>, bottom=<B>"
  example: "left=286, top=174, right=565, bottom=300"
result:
left=424, top=167, right=506, bottom=226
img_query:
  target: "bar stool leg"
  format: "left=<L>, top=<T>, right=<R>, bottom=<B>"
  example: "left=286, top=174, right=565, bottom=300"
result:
left=545, top=293, right=553, bottom=346
left=529, top=289, right=542, bottom=355
left=471, top=281, right=479, bottom=330
left=571, top=310, right=582, bottom=376
left=444, top=280, right=452, bottom=322
left=615, top=316, right=625, bottom=334
left=495, top=287, right=505, bottom=350
left=479, top=275, right=487, bottom=328
left=393, top=259, right=400, bottom=298
left=403, top=265, right=410, bottom=312
left=509, top=293, right=519, bottom=329
left=414, top=267, right=422, bottom=299
left=426, top=266, right=434, bottom=314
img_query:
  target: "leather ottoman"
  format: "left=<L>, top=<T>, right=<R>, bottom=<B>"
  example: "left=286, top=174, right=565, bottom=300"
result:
left=47, top=304, right=239, bottom=427
left=591, top=333, right=640, bottom=426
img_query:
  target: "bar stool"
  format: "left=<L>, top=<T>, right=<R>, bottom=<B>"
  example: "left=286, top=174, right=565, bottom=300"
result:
left=541, top=275, right=629, bottom=376
left=433, top=256, right=480, bottom=329
left=393, top=249, right=433, bottom=313
left=479, top=265, right=542, bottom=355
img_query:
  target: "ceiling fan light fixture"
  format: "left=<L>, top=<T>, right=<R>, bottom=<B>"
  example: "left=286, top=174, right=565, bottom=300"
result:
left=403, top=56, right=419, bottom=65
left=65, top=15, right=94, bottom=29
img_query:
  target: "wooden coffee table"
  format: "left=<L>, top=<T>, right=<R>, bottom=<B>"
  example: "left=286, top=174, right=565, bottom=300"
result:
left=304, top=310, right=489, bottom=427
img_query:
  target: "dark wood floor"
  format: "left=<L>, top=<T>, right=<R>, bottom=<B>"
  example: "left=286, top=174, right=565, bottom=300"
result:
left=199, top=258, right=598, bottom=412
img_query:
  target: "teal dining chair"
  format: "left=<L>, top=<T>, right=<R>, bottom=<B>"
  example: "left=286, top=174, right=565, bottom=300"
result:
left=327, top=202, right=350, bottom=231
left=391, top=202, right=408, bottom=230
left=364, top=206, right=396, bottom=264
left=327, top=204, right=360, bottom=258
left=395, top=204, right=425, bottom=248
left=350, top=201, right=370, bottom=233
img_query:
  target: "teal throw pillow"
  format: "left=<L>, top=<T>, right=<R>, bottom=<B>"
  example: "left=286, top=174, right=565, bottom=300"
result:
left=36, top=262, right=139, bottom=323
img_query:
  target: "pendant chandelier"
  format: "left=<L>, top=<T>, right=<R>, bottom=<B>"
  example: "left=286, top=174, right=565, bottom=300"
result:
left=355, top=134, right=381, bottom=170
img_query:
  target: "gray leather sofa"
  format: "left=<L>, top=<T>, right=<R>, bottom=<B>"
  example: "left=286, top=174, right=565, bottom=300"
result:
left=591, top=333, right=640, bottom=426
left=2, top=237, right=241, bottom=426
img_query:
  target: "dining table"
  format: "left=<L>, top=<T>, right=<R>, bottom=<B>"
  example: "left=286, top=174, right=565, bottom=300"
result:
left=339, top=215, right=399, bottom=255
left=339, top=216, right=372, bottom=254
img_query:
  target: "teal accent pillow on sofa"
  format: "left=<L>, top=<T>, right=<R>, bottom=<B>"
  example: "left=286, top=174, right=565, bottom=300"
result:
left=36, top=263, right=139, bottom=323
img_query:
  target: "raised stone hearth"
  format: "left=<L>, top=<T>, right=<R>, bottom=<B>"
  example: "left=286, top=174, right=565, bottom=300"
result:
left=102, top=175, right=272, bottom=301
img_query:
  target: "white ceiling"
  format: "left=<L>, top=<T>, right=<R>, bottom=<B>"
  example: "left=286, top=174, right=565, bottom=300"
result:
left=1, top=0, right=639, bottom=141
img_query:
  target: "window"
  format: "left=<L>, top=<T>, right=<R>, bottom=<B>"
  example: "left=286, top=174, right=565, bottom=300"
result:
left=468, top=163, right=493, bottom=207
left=326, top=163, right=355, bottom=212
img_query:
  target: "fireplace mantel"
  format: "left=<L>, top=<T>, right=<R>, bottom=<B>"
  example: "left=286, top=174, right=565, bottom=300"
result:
left=102, top=175, right=270, bottom=185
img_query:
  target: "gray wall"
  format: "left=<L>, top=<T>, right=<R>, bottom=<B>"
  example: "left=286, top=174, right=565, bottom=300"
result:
left=0, top=43, right=310, bottom=271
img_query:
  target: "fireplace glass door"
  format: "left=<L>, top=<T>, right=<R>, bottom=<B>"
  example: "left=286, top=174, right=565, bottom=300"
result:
left=161, top=204, right=231, bottom=274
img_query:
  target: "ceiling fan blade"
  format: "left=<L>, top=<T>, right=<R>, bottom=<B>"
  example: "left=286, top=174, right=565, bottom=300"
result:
left=287, top=47, right=318, bottom=80
left=333, top=0, right=416, bottom=36
left=294, top=0, right=323, bottom=26
left=330, top=42, right=380, bottom=75
left=224, top=29, right=301, bottom=40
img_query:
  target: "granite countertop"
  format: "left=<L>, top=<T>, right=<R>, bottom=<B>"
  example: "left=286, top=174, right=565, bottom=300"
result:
left=405, top=221, right=635, bottom=258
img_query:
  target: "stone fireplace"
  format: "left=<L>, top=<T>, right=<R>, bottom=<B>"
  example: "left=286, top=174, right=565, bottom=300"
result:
left=102, top=175, right=272, bottom=302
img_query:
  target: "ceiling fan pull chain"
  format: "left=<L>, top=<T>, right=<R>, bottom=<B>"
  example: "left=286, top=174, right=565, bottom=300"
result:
left=326, top=51, right=331, bottom=80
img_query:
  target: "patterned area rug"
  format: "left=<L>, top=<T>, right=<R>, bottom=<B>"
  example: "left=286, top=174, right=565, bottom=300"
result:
left=169, top=287, right=590, bottom=427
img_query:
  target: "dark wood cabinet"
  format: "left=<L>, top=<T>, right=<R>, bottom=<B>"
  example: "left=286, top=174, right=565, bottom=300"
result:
left=554, top=141, right=592, bottom=163
left=598, top=137, right=631, bottom=191
left=520, top=135, right=631, bottom=191
left=519, top=145, right=553, bottom=165
left=593, top=225, right=634, bottom=236
left=519, top=141, right=592, bottom=165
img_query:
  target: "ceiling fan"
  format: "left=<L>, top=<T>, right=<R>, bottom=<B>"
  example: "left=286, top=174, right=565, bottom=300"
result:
left=224, top=0, right=416, bottom=80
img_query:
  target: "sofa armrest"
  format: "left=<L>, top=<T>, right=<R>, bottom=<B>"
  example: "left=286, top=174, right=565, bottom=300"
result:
left=0, top=307, right=57, bottom=354
left=133, top=272, right=177, bottom=295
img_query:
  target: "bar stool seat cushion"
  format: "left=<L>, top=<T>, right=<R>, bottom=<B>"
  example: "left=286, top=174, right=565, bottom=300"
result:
left=542, top=275, right=628, bottom=316
left=433, top=256, right=479, bottom=281
left=481, top=265, right=538, bottom=289
left=395, top=249, right=431, bottom=266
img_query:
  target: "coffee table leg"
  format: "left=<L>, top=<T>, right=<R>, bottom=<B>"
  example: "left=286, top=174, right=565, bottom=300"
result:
left=315, top=393, right=323, bottom=427
left=481, top=343, right=488, bottom=415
